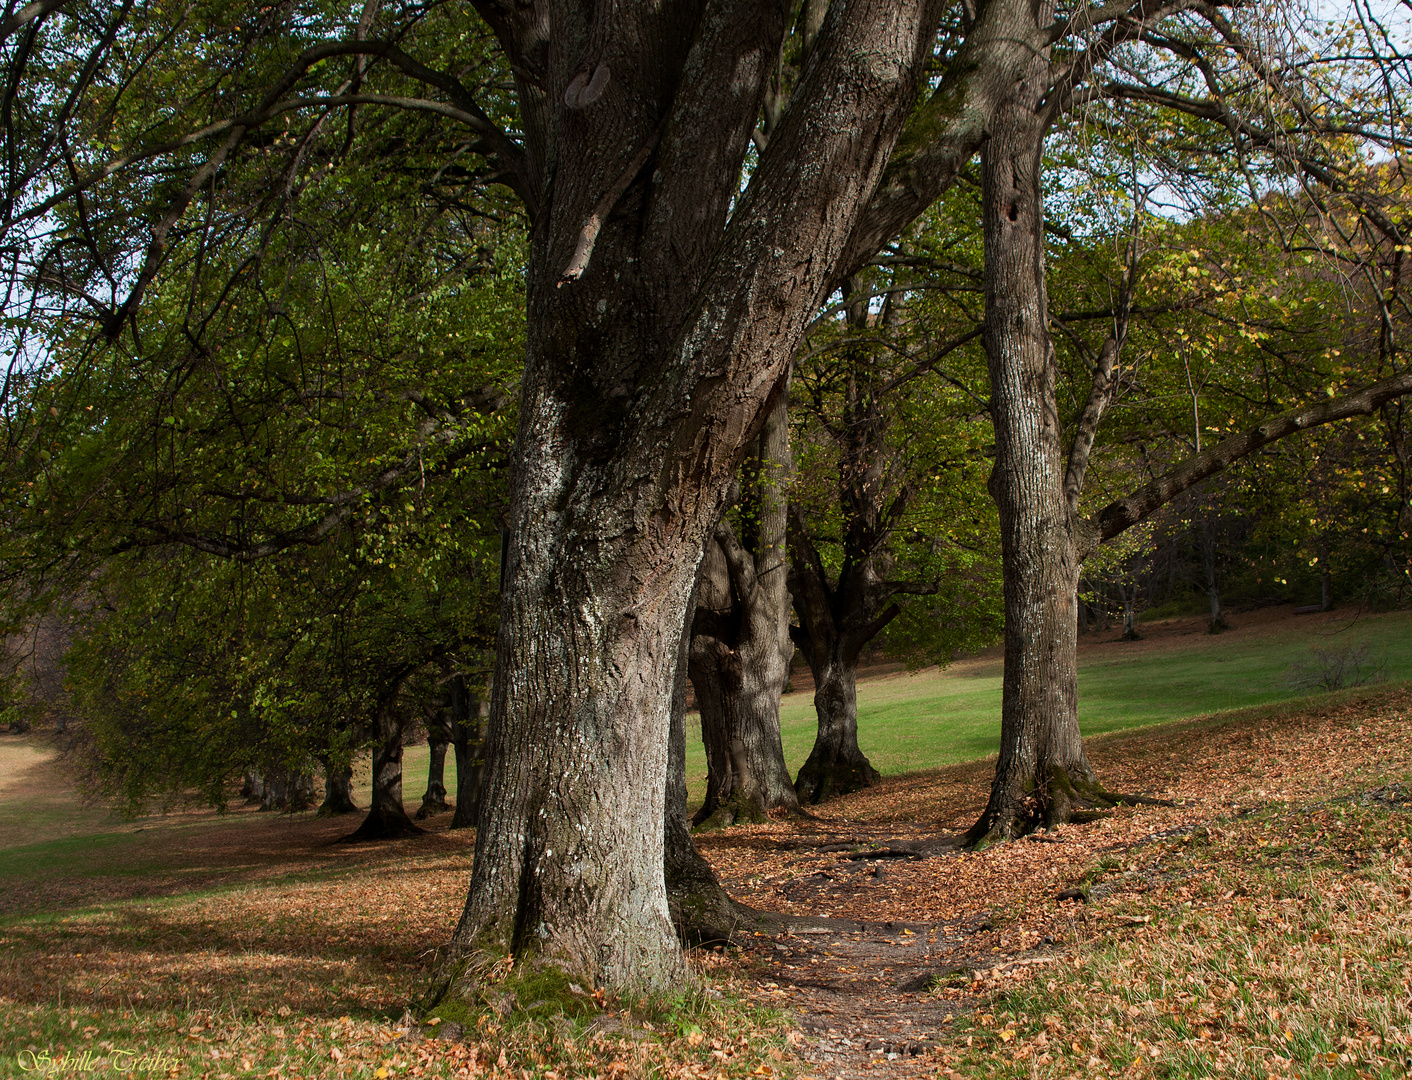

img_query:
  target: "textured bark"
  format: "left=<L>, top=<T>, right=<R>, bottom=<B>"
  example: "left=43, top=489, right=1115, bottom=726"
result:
left=319, top=762, right=359, bottom=816
left=449, top=677, right=484, bottom=830
left=438, top=0, right=948, bottom=996
left=343, top=703, right=423, bottom=842
left=690, top=396, right=799, bottom=827
left=966, top=31, right=1104, bottom=844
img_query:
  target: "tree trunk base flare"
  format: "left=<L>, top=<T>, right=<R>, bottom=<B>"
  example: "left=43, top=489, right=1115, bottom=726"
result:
left=965, top=763, right=1173, bottom=848
left=344, top=699, right=420, bottom=841
left=665, top=848, right=757, bottom=948
left=692, top=791, right=768, bottom=831
left=794, top=751, right=881, bottom=805
left=415, top=796, right=454, bottom=820
left=1207, top=615, right=1229, bottom=634
left=1121, top=625, right=1142, bottom=641
left=318, top=765, right=359, bottom=816
left=418, top=951, right=616, bottom=1028
left=417, top=739, right=453, bottom=819
left=340, top=802, right=425, bottom=843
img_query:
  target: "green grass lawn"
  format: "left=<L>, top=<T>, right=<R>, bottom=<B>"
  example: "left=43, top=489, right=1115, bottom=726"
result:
left=681, top=607, right=1412, bottom=808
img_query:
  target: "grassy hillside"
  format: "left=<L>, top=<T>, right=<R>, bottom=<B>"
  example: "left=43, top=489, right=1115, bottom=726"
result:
left=682, top=606, right=1412, bottom=806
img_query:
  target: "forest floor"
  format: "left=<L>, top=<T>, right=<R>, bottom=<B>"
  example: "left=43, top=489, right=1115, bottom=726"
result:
left=700, top=683, right=1412, bottom=1079
left=1, top=656, right=1410, bottom=1078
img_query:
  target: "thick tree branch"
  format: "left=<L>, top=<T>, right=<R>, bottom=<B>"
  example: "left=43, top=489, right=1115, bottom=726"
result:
left=712, top=517, right=760, bottom=602
left=0, top=0, right=68, bottom=45
left=1089, top=369, right=1412, bottom=550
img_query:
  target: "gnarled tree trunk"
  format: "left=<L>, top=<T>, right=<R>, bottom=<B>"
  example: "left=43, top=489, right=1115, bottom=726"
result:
left=429, top=0, right=989, bottom=1000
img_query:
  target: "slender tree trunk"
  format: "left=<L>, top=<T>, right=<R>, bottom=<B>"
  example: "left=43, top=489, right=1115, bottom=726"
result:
left=319, top=762, right=358, bottom=816
left=450, top=678, right=485, bottom=830
left=1319, top=537, right=1333, bottom=610
left=1201, top=519, right=1228, bottom=632
left=417, top=696, right=455, bottom=820
left=343, top=702, right=423, bottom=842
left=1119, top=579, right=1141, bottom=640
left=967, top=55, right=1107, bottom=844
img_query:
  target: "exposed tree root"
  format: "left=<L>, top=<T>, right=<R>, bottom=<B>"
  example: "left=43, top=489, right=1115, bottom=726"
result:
left=965, top=764, right=1173, bottom=848
left=414, top=795, right=454, bottom=820
left=339, top=806, right=425, bottom=843
left=794, top=756, right=881, bottom=805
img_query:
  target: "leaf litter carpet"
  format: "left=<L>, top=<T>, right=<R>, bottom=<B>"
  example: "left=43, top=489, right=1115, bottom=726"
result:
left=695, top=687, right=1412, bottom=1078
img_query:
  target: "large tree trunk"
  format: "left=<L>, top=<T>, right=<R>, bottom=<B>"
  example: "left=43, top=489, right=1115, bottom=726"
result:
left=429, top=0, right=954, bottom=999
left=343, top=702, right=423, bottom=842
left=449, top=676, right=484, bottom=831
left=319, top=761, right=359, bottom=816
left=690, top=399, right=800, bottom=827
left=966, top=50, right=1107, bottom=844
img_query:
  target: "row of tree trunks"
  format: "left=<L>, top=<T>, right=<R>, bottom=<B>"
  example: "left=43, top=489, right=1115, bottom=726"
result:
left=669, top=589, right=753, bottom=942
left=242, top=767, right=316, bottom=812
left=438, top=0, right=1049, bottom=996
left=689, top=395, right=800, bottom=827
